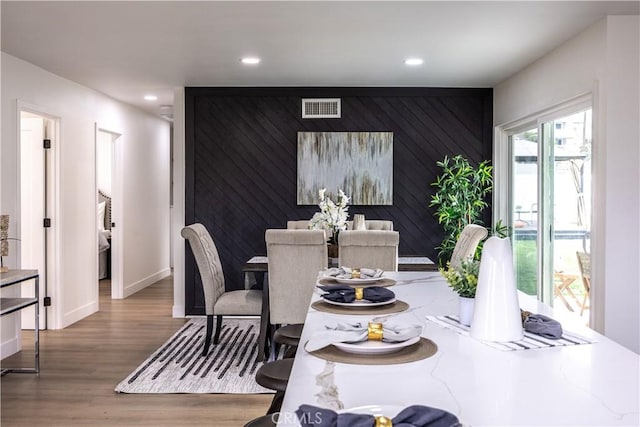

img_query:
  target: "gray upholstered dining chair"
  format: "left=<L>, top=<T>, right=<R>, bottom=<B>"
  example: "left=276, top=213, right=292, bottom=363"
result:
left=181, top=223, right=263, bottom=356
left=286, top=219, right=312, bottom=229
left=338, top=230, right=399, bottom=271
left=449, top=224, right=488, bottom=268
left=265, top=229, right=327, bottom=346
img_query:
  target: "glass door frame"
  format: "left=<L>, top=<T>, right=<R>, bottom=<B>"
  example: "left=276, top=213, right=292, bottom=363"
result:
left=494, top=95, right=593, bottom=308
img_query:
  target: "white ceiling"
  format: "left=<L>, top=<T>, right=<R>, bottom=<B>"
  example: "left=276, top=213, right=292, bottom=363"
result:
left=2, top=1, right=638, bottom=120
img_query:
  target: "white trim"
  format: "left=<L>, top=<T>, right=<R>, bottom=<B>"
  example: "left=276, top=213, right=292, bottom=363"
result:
left=494, top=93, right=595, bottom=319
left=123, top=268, right=172, bottom=298
left=60, top=300, right=99, bottom=329
left=172, top=87, right=186, bottom=319
left=16, top=100, right=62, bottom=330
left=589, top=80, right=604, bottom=334
left=496, top=93, right=593, bottom=130
left=94, top=124, right=124, bottom=300
left=0, top=334, right=20, bottom=359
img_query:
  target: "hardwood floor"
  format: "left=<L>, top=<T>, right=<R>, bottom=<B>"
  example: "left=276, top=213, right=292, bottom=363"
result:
left=1, top=276, right=272, bottom=426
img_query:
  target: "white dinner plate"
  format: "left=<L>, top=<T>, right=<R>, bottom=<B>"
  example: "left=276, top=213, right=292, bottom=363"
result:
left=339, top=405, right=404, bottom=418
left=321, top=296, right=396, bottom=307
left=329, top=276, right=385, bottom=285
left=332, top=336, right=420, bottom=355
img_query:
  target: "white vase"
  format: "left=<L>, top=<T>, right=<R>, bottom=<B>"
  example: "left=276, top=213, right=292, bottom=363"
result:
left=458, top=296, right=475, bottom=326
left=470, top=236, right=523, bottom=342
left=353, top=214, right=366, bottom=230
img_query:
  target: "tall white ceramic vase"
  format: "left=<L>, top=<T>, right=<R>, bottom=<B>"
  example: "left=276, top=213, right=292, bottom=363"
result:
left=470, top=236, right=523, bottom=342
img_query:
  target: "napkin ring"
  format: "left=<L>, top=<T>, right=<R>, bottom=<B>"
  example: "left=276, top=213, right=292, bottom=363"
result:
left=367, top=322, right=384, bottom=341
left=355, top=287, right=364, bottom=300
left=375, top=415, right=393, bottom=427
left=351, top=269, right=361, bottom=279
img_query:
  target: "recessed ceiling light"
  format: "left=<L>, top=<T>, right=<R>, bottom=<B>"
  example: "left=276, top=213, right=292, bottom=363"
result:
left=144, top=94, right=158, bottom=101
left=241, top=57, right=261, bottom=65
left=404, top=58, right=424, bottom=66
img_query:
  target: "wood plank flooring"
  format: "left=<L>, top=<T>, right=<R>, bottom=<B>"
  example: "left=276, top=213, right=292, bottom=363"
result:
left=1, top=276, right=272, bottom=426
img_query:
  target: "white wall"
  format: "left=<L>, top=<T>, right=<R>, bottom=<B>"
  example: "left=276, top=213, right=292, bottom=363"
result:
left=494, top=16, right=640, bottom=353
left=172, top=88, right=186, bottom=318
left=1, top=53, right=171, bottom=356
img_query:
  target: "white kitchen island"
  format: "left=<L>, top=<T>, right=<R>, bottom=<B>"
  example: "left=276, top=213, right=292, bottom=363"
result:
left=276, top=271, right=639, bottom=426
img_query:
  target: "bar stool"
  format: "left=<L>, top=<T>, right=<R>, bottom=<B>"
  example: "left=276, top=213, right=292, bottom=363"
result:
left=273, top=324, right=303, bottom=358
left=255, top=358, right=294, bottom=415
left=244, top=413, right=278, bottom=427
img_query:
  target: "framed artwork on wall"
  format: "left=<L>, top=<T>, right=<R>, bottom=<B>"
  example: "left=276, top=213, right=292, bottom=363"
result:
left=297, top=131, right=393, bottom=205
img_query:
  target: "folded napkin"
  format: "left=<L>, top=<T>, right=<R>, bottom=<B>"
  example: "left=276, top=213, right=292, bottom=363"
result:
left=305, top=322, right=422, bottom=352
left=319, top=285, right=395, bottom=303
left=325, top=266, right=384, bottom=279
left=295, top=404, right=461, bottom=427
left=522, top=310, right=563, bottom=339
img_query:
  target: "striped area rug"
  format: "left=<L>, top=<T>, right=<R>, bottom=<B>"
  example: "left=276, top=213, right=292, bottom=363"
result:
left=115, top=318, right=274, bottom=394
left=426, top=315, right=596, bottom=351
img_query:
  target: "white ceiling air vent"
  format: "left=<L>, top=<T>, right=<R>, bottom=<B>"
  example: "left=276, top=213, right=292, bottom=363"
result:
left=302, top=98, right=341, bottom=119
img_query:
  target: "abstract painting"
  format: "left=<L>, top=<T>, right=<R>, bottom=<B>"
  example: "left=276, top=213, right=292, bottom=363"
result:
left=297, top=132, right=393, bottom=205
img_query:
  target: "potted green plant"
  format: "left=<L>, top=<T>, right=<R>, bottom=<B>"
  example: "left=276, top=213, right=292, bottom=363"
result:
left=440, top=259, right=480, bottom=326
left=429, top=155, right=493, bottom=265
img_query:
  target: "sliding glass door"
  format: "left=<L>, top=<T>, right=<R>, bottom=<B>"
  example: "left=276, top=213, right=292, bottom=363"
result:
left=510, top=108, right=592, bottom=322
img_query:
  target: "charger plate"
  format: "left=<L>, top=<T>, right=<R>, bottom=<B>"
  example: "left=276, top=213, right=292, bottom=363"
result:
left=311, top=300, right=409, bottom=315
left=306, top=337, right=437, bottom=365
left=322, top=296, right=396, bottom=307
left=333, top=276, right=385, bottom=285
left=333, top=336, right=421, bottom=355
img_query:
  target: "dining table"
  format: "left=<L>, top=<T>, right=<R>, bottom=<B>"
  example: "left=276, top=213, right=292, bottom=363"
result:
left=243, top=255, right=437, bottom=289
left=275, top=270, right=640, bottom=426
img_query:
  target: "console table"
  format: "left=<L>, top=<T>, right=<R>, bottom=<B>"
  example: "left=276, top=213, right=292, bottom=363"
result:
left=0, top=269, right=40, bottom=375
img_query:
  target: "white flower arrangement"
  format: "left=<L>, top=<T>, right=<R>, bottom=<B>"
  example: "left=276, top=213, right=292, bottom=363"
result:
left=309, top=188, right=350, bottom=244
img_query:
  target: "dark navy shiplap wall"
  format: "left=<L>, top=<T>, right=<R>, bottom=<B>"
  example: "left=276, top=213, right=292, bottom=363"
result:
left=185, top=87, right=493, bottom=315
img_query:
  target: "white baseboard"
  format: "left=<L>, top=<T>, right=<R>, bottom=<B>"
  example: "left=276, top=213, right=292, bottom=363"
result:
left=172, top=304, right=185, bottom=318
left=0, top=336, right=20, bottom=360
left=123, top=268, right=171, bottom=298
left=60, top=300, right=99, bottom=329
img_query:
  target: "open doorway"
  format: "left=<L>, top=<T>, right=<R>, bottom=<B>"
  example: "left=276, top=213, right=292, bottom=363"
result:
left=95, top=127, right=122, bottom=300
left=19, top=109, right=58, bottom=330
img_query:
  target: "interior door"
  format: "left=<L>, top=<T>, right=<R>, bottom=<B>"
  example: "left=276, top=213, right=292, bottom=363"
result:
left=20, top=111, right=54, bottom=329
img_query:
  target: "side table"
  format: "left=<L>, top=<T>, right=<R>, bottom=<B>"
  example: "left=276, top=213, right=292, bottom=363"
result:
left=1, top=269, right=40, bottom=375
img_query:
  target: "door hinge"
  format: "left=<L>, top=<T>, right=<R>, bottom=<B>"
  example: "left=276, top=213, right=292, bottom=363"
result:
left=44, top=296, right=51, bottom=306
left=43, top=139, right=51, bottom=149
left=43, top=218, right=51, bottom=228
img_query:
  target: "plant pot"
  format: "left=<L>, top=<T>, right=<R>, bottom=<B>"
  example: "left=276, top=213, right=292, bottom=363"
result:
left=458, top=296, right=475, bottom=326
left=327, top=244, right=339, bottom=259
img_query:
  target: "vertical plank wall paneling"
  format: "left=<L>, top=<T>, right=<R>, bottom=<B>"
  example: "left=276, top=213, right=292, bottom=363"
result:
left=185, top=87, right=493, bottom=315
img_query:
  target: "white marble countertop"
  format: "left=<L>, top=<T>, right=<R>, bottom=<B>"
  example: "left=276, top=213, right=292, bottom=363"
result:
left=276, top=271, right=640, bottom=426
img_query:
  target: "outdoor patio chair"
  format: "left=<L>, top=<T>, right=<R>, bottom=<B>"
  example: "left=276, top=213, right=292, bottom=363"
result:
left=576, top=251, right=591, bottom=316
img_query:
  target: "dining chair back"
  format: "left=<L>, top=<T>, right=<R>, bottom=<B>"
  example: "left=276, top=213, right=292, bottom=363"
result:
left=265, top=229, right=328, bottom=325
left=345, top=219, right=394, bottom=231
left=338, top=230, right=399, bottom=271
left=181, top=223, right=263, bottom=356
left=449, top=224, right=488, bottom=268
left=286, top=220, right=311, bottom=230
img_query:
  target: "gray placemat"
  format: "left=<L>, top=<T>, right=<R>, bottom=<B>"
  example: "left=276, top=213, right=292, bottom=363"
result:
left=311, top=300, right=409, bottom=315
left=306, top=337, right=437, bottom=365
